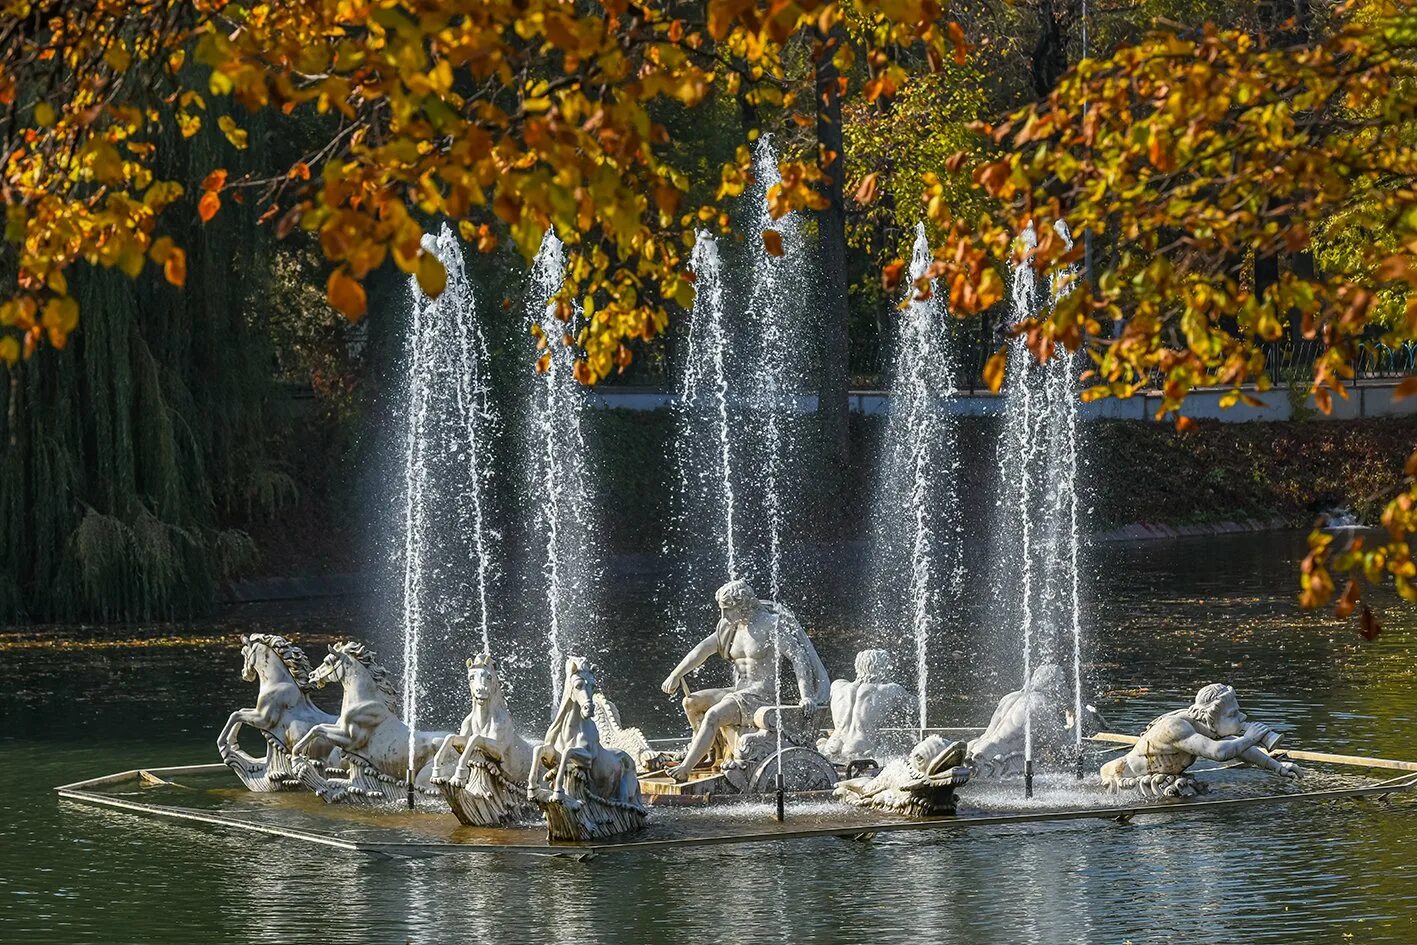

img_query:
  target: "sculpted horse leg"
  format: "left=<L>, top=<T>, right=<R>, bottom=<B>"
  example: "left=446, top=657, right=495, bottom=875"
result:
left=431, top=734, right=466, bottom=783
left=293, top=721, right=355, bottom=759
left=218, top=707, right=274, bottom=771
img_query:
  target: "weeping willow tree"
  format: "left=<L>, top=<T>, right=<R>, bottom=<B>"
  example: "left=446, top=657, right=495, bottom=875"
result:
left=0, top=111, right=284, bottom=623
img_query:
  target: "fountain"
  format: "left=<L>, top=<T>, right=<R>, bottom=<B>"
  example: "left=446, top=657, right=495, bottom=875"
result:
left=869, top=221, right=964, bottom=734
left=399, top=225, right=500, bottom=798
left=994, top=221, right=1087, bottom=796
left=524, top=229, right=600, bottom=711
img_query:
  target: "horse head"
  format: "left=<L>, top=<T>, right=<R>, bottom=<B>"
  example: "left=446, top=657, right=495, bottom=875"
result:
left=239, top=633, right=312, bottom=687
left=308, top=645, right=350, bottom=689
left=466, top=653, right=503, bottom=708
left=240, top=635, right=260, bottom=682
left=562, top=655, right=598, bottom=718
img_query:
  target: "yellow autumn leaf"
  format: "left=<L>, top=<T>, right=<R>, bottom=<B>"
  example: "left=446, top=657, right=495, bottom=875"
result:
left=416, top=252, right=447, bottom=297
left=327, top=268, right=367, bottom=320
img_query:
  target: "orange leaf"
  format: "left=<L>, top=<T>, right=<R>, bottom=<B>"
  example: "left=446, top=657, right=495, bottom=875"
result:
left=1393, top=376, right=1417, bottom=401
left=947, top=22, right=968, bottom=66
left=853, top=172, right=879, bottom=206
left=762, top=229, right=784, bottom=257
left=198, top=191, right=221, bottom=222
left=1334, top=579, right=1359, bottom=620
left=201, top=168, right=228, bottom=192
left=983, top=343, right=1008, bottom=394
left=326, top=268, right=366, bottom=320
left=163, top=246, right=187, bottom=286
left=881, top=259, right=905, bottom=292
left=1175, top=415, right=1194, bottom=432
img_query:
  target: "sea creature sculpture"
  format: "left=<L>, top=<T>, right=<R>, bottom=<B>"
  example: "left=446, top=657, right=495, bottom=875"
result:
left=429, top=653, right=536, bottom=826
left=660, top=579, right=831, bottom=781
left=1101, top=683, right=1299, bottom=797
left=968, top=663, right=1106, bottom=777
left=288, top=641, right=451, bottom=805
left=527, top=656, right=647, bottom=842
left=834, top=735, right=972, bottom=817
left=818, top=649, right=915, bottom=764
left=217, top=634, right=338, bottom=792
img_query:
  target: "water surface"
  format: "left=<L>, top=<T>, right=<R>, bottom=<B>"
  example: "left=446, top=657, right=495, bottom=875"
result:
left=3, top=532, right=1415, bottom=944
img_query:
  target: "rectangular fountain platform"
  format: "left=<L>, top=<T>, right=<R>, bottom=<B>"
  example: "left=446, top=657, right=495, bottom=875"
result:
left=55, top=736, right=1417, bottom=859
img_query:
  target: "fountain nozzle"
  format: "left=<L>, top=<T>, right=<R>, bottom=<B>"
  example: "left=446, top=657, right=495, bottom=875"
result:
left=1024, top=759, right=1034, bottom=799
left=775, top=771, right=785, bottom=822
left=1075, top=745, right=1085, bottom=781
left=406, top=767, right=416, bottom=810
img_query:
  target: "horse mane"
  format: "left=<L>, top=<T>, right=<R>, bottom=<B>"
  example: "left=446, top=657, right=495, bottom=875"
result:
left=337, top=641, right=401, bottom=710
left=247, top=633, right=313, bottom=689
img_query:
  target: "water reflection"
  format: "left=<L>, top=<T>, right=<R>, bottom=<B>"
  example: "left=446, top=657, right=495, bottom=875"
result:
left=4, top=532, right=1417, bottom=944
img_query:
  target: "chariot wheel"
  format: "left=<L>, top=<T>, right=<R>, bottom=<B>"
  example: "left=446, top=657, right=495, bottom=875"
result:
left=747, top=746, right=839, bottom=794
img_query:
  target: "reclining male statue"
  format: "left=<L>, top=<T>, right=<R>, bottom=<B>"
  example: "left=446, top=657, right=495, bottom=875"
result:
left=660, top=579, right=831, bottom=783
left=1101, top=683, right=1300, bottom=797
left=968, top=663, right=1106, bottom=777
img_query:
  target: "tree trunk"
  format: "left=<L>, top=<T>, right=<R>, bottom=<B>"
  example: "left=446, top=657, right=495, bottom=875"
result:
left=813, top=23, right=851, bottom=482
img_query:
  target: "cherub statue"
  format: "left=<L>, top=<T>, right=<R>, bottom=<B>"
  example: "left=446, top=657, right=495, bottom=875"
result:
left=818, top=649, right=914, bottom=763
left=1101, top=683, right=1299, bottom=797
left=660, top=579, right=831, bottom=782
left=967, top=663, right=1105, bottom=777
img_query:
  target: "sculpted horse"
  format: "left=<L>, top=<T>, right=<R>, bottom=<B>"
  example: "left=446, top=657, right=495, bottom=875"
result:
left=429, top=653, right=536, bottom=826
left=289, top=641, right=451, bottom=805
left=217, top=634, right=338, bottom=792
left=527, top=656, right=646, bottom=842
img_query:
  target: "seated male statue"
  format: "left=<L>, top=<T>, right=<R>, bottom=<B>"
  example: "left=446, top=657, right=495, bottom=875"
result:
left=660, top=579, right=831, bottom=782
left=1101, top=683, right=1299, bottom=797
left=818, top=648, right=914, bottom=763
left=968, top=663, right=1106, bottom=776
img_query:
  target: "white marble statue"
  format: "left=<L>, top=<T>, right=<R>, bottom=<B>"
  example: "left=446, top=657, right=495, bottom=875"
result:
left=659, top=579, right=831, bottom=782
left=527, top=656, right=647, bottom=841
left=818, top=649, right=915, bottom=763
left=834, top=735, right=972, bottom=817
left=218, top=634, right=338, bottom=791
left=288, top=641, right=451, bottom=805
left=429, top=653, right=536, bottom=826
left=967, top=663, right=1105, bottom=777
left=1101, top=683, right=1300, bottom=797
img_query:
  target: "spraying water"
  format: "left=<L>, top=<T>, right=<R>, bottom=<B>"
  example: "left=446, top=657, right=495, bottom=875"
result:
left=743, top=134, right=806, bottom=602
left=745, top=134, right=810, bottom=815
left=525, top=230, right=599, bottom=710
left=869, top=222, right=964, bottom=733
left=996, top=221, right=1086, bottom=795
left=399, top=224, right=500, bottom=791
left=667, top=232, right=740, bottom=645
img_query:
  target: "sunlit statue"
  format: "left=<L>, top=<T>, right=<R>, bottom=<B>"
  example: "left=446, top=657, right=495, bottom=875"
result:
left=429, top=653, right=536, bottom=826
left=818, top=649, right=915, bottom=763
left=835, top=735, right=972, bottom=817
left=660, top=579, right=831, bottom=782
left=289, top=641, right=451, bottom=805
left=218, top=634, right=338, bottom=792
left=967, top=663, right=1105, bottom=777
left=527, top=656, right=646, bottom=841
left=1101, top=683, right=1300, bottom=797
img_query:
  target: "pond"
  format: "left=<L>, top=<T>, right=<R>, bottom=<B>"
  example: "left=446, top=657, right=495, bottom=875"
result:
left=3, top=531, right=1415, bottom=944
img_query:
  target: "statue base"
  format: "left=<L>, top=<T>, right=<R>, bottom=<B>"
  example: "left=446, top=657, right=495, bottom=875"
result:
left=431, top=754, right=535, bottom=827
